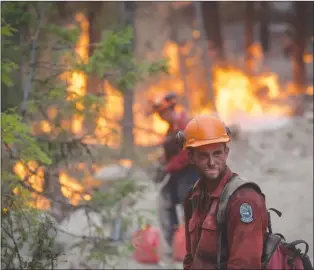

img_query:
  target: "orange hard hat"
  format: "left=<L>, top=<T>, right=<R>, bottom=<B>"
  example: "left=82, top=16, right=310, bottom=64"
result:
left=182, top=114, right=231, bottom=148
left=146, top=92, right=177, bottom=116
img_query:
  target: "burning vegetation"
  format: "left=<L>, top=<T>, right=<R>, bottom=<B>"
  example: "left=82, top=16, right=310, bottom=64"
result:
left=13, top=7, right=313, bottom=210
left=13, top=160, right=100, bottom=209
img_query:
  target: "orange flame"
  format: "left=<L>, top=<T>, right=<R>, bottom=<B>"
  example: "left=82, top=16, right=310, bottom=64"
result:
left=40, top=120, right=52, bottom=133
left=13, top=161, right=50, bottom=209
left=59, top=171, right=92, bottom=205
left=304, top=53, right=313, bottom=64
left=119, top=159, right=133, bottom=168
left=63, top=12, right=90, bottom=135
left=13, top=160, right=100, bottom=208
left=213, top=67, right=292, bottom=125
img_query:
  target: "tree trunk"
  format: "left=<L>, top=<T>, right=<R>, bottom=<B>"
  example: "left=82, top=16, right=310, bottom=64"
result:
left=293, top=1, right=307, bottom=92
left=259, top=2, right=270, bottom=54
left=121, top=1, right=135, bottom=158
left=194, top=1, right=216, bottom=112
left=202, top=1, right=225, bottom=61
left=245, top=2, right=255, bottom=73
left=85, top=3, right=103, bottom=134
left=168, top=4, right=190, bottom=111
left=86, top=3, right=103, bottom=96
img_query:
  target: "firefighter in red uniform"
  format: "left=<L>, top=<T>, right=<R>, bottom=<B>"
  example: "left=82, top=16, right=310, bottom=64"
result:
left=179, top=114, right=268, bottom=269
left=148, top=92, right=199, bottom=250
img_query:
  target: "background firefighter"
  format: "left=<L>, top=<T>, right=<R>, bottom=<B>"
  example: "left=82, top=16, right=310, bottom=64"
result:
left=147, top=92, right=199, bottom=250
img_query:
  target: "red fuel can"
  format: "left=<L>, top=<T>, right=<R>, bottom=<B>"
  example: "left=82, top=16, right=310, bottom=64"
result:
left=173, top=224, right=186, bottom=262
left=132, top=224, right=161, bottom=264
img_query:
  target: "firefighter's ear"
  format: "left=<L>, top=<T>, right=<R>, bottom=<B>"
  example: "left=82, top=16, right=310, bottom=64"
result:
left=176, top=131, right=185, bottom=149
left=187, top=149, right=195, bottom=164
left=224, top=144, right=229, bottom=156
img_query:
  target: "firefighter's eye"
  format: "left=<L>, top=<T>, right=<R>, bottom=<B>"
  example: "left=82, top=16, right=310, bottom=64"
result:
left=198, top=153, right=208, bottom=159
left=213, top=151, right=223, bottom=157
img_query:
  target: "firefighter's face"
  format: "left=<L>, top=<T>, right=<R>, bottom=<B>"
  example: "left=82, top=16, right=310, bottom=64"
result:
left=158, top=108, right=175, bottom=124
left=190, top=143, right=229, bottom=181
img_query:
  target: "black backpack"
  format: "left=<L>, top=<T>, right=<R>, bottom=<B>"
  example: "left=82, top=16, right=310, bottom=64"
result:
left=187, top=175, right=313, bottom=269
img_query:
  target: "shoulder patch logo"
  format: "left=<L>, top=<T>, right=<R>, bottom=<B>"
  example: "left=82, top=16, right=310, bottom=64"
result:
left=240, top=203, right=253, bottom=223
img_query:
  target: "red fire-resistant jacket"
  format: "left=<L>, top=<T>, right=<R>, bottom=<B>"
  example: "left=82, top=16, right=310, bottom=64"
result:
left=183, top=167, right=268, bottom=269
left=164, top=111, right=190, bottom=173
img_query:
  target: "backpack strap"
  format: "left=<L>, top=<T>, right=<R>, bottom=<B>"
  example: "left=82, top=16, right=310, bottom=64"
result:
left=216, top=175, right=263, bottom=227
left=216, top=175, right=264, bottom=269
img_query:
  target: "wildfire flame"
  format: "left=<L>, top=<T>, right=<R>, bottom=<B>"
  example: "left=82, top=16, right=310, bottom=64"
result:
left=59, top=171, right=92, bottom=205
left=13, top=161, right=99, bottom=209
left=212, top=67, right=292, bottom=125
left=13, top=161, right=50, bottom=209
left=67, top=13, right=89, bottom=134
left=55, top=14, right=311, bottom=145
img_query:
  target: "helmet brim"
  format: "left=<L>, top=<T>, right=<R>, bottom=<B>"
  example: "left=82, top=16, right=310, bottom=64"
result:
left=184, top=136, right=231, bottom=148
